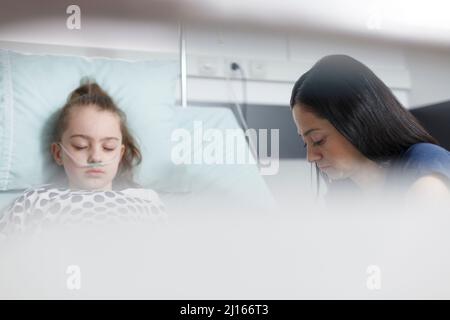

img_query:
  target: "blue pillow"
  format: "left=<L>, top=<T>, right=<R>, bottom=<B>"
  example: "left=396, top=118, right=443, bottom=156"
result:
left=0, top=49, right=179, bottom=191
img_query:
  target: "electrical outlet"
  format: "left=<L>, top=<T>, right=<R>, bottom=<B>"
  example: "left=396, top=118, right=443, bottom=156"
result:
left=197, top=56, right=219, bottom=77
left=224, top=58, right=247, bottom=79
left=249, top=60, right=267, bottom=79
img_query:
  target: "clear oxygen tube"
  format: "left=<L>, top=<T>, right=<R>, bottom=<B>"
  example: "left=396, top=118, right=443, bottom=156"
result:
left=58, top=143, right=121, bottom=169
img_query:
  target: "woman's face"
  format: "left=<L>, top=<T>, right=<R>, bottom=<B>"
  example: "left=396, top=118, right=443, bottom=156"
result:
left=51, top=105, right=125, bottom=190
left=292, top=104, right=368, bottom=181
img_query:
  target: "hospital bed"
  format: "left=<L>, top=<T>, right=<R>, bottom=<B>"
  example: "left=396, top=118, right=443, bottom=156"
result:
left=0, top=41, right=277, bottom=217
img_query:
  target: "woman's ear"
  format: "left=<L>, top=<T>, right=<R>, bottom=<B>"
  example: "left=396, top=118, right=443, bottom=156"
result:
left=51, top=143, right=63, bottom=166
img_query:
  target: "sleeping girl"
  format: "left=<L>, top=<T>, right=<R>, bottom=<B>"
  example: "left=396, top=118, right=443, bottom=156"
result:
left=0, top=80, right=166, bottom=235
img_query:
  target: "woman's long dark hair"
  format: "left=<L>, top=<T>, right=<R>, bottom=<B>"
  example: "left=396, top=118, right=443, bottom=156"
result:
left=290, top=55, right=438, bottom=196
left=290, top=54, right=437, bottom=163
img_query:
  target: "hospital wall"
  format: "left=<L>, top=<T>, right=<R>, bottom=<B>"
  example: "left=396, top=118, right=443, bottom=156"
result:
left=1, top=16, right=450, bottom=109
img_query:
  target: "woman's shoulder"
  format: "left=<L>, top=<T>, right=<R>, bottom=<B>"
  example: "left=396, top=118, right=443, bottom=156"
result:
left=402, top=143, right=450, bottom=160
left=401, top=143, right=450, bottom=167
left=397, top=143, right=450, bottom=182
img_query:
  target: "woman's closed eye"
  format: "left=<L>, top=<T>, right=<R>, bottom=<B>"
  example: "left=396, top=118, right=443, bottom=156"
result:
left=303, top=139, right=325, bottom=148
left=312, top=139, right=325, bottom=147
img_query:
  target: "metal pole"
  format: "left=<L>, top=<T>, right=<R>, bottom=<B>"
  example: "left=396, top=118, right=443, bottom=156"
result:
left=179, top=23, right=187, bottom=108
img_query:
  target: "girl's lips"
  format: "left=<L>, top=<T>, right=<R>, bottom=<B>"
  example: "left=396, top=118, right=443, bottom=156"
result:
left=86, top=169, right=105, bottom=174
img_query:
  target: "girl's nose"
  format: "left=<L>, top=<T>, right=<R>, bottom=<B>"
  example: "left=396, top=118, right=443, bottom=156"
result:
left=88, top=145, right=102, bottom=163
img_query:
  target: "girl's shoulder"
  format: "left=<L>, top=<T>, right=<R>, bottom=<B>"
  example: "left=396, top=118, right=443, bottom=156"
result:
left=7, top=184, right=55, bottom=205
left=0, top=185, right=53, bottom=235
left=1, top=184, right=69, bottom=217
left=12, top=186, right=162, bottom=205
left=17, top=184, right=71, bottom=202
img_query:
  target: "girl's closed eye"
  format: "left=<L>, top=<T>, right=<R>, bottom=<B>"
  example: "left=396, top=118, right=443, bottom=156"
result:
left=103, top=146, right=116, bottom=152
left=73, top=145, right=88, bottom=150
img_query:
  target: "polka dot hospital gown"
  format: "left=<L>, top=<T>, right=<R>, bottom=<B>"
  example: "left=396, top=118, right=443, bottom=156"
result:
left=0, top=184, right=167, bottom=236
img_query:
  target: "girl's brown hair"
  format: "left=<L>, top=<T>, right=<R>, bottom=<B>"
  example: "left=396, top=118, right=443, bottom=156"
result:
left=53, top=79, right=142, bottom=189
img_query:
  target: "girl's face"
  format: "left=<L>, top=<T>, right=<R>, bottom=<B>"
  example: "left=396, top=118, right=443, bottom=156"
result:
left=292, top=104, right=368, bottom=181
left=51, top=105, right=125, bottom=190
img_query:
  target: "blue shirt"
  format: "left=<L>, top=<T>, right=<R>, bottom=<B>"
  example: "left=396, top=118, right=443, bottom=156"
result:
left=326, top=143, right=450, bottom=202
left=392, top=142, right=450, bottom=187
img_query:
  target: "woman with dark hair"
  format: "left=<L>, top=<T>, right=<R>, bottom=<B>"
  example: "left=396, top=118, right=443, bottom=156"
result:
left=290, top=54, right=449, bottom=202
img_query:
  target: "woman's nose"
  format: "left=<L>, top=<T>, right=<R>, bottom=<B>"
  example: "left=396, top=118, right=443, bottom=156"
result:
left=306, top=145, right=322, bottom=163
